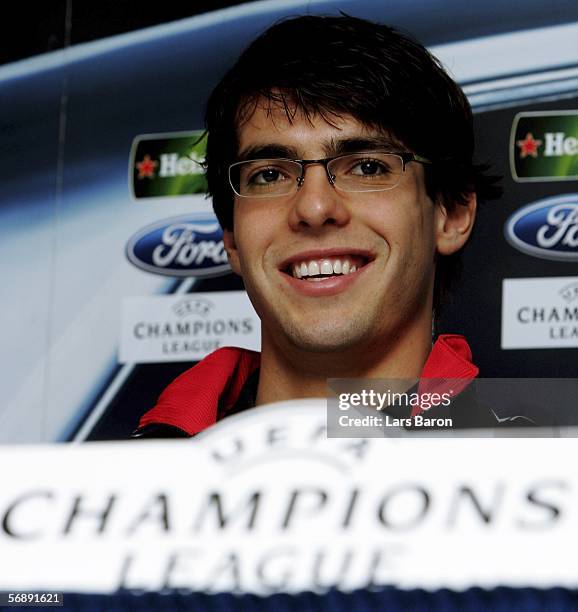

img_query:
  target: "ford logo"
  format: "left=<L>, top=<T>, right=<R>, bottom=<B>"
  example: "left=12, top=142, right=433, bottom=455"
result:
left=126, top=214, right=231, bottom=277
left=504, top=194, right=578, bottom=261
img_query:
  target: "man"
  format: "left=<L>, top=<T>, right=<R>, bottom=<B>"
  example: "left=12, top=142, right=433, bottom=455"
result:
left=133, top=14, right=501, bottom=438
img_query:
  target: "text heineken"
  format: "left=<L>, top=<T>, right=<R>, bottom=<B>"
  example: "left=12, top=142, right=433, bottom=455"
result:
left=159, top=152, right=204, bottom=177
left=544, top=132, right=578, bottom=157
left=510, top=111, right=578, bottom=182
left=130, top=131, right=208, bottom=199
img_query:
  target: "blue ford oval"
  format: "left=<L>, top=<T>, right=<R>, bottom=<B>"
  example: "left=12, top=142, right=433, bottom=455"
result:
left=126, top=214, right=231, bottom=277
left=504, top=194, right=578, bottom=261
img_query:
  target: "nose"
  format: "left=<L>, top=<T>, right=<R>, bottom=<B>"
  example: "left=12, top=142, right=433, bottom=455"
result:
left=287, top=164, right=351, bottom=231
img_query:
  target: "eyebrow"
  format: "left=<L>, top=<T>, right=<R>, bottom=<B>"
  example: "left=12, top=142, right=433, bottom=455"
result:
left=330, top=136, right=403, bottom=155
left=236, top=136, right=404, bottom=162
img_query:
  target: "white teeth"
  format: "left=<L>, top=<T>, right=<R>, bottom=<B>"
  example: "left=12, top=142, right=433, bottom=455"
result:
left=308, top=261, right=320, bottom=276
left=289, top=257, right=365, bottom=279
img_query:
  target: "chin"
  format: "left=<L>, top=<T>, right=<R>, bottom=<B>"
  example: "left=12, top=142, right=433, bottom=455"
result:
left=283, top=320, right=371, bottom=354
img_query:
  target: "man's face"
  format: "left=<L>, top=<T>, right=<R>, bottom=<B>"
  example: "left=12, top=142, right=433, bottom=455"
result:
left=224, top=103, right=444, bottom=355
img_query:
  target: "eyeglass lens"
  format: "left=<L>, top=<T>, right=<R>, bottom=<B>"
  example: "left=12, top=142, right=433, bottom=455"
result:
left=230, top=153, right=405, bottom=197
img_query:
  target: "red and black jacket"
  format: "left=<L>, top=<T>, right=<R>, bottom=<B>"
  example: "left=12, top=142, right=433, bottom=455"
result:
left=132, top=334, right=498, bottom=438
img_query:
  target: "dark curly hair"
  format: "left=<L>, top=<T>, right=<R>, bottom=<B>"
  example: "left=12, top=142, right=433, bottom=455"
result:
left=204, top=14, right=501, bottom=310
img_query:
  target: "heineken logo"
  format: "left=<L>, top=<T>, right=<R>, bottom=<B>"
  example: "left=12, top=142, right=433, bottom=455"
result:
left=516, top=132, right=578, bottom=159
left=129, top=131, right=208, bottom=199
left=510, top=111, right=578, bottom=182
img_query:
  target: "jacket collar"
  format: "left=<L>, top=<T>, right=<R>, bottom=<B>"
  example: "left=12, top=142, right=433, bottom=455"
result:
left=138, top=334, right=478, bottom=436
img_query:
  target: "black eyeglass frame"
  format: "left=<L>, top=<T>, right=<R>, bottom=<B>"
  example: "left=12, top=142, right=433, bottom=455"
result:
left=228, top=151, right=432, bottom=198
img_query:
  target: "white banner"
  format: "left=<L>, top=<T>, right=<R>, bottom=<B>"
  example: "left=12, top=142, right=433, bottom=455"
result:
left=119, top=291, right=261, bottom=363
left=1, top=401, right=578, bottom=593
left=501, top=276, right=578, bottom=349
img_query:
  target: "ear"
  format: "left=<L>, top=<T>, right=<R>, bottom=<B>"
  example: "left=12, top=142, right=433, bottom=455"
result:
left=434, top=192, right=477, bottom=256
left=223, top=228, right=242, bottom=275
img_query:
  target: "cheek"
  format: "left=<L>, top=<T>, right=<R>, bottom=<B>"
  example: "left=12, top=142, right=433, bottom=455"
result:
left=364, top=194, right=436, bottom=266
left=233, top=201, right=280, bottom=269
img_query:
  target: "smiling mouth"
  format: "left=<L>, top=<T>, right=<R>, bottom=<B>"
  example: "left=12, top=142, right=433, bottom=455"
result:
left=283, top=255, right=370, bottom=281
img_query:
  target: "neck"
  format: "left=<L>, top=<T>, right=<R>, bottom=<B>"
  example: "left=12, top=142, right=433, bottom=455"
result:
left=255, top=316, right=433, bottom=406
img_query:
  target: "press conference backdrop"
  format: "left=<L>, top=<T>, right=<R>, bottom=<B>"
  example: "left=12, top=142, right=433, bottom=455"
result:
left=1, top=0, right=577, bottom=443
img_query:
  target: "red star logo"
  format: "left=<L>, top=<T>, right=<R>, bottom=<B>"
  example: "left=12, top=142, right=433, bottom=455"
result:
left=516, top=132, right=542, bottom=158
left=136, top=154, right=158, bottom=178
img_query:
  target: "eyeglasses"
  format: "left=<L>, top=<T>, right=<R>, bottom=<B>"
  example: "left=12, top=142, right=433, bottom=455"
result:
left=228, top=151, right=431, bottom=198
